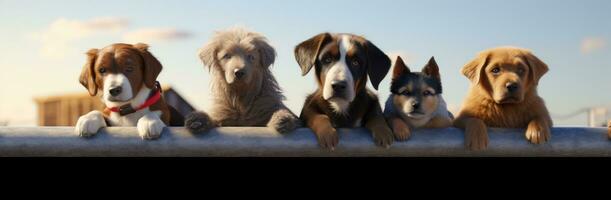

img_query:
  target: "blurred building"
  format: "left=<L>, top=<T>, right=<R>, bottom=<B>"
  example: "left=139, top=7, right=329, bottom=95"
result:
left=34, top=85, right=195, bottom=126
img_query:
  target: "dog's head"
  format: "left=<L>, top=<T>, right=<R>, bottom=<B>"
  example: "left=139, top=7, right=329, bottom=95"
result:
left=79, top=43, right=162, bottom=103
left=390, top=56, right=443, bottom=119
left=461, top=47, right=548, bottom=104
left=295, top=33, right=390, bottom=111
left=198, top=28, right=276, bottom=85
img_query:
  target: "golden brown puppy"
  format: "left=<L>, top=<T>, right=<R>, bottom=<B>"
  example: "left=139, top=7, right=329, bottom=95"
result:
left=454, top=46, right=552, bottom=150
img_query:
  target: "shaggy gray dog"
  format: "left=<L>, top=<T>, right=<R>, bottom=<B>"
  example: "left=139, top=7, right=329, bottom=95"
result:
left=185, top=28, right=300, bottom=134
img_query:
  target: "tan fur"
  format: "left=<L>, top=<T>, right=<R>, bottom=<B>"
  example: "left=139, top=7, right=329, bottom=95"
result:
left=454, top=47, right=552, bottom=150
left=607, top=120, right=611, bottom=139
left=185, top=27, right=299, bottom=134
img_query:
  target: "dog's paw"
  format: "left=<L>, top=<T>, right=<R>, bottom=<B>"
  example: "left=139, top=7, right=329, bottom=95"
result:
left=137, top=113, right=166, bottom=140
left=75, top=111, right=107, bottom=138
left=465, top=120, right=488, bottom=151
left=391, top=118, right=411, bottom=141
left=184, top=111, right=214, bottom=134
left=372, top=126, right=394, bottom=148
left=526, top=120, right=551, bottom=144
left=315, top=127, right=339, bottom=151
left=267, top=109, right=300, bottom=134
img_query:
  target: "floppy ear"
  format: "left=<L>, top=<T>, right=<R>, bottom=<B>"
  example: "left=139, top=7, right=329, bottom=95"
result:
left=134, top=43, right=162, bottom=89
left=392, top=56, right=410, bottom=80
left=522, top=51, right=549, bottom=86
left=79, top=48, right=99, bottom=96
left=461, top=52, right=489, bottom=85
left=365, top=40, right=391, bottom=90
left=253, top=36, right=276, bottom=68
left=422, top=56, right=440, bottom=81
left=294, top=33, right=331, bottom=76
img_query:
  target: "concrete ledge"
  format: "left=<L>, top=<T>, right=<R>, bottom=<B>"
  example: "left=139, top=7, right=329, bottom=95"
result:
left=0, top=127, right=609, bottom=156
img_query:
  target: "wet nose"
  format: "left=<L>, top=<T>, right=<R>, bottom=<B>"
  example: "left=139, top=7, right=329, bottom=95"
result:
left=234, top=69, right=245, bottom=79
left=109, top=86, right=122, bottom=97
left=506, top=83, right=519, bottom=93
left=331, top=81, right=347, bottom=91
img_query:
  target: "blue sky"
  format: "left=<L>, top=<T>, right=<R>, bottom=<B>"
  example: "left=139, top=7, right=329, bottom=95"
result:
left=0, top=0, right=610, bottom=126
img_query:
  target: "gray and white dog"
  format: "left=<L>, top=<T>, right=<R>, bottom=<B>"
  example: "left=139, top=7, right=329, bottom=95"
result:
left=185, top=27, right=300, bottom=134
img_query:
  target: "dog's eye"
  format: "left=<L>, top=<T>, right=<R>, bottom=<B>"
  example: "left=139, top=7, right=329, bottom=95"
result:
left=401, top=91, right=411, bottom=96
left=517, top=68, right=525, bottom=75
left=98, top=68, right=107, bottom=74
left=491, top=68, right=501, bottom=74
left=351, top=59, right=360, bottom=66
left=222, top=54, right=231, bottom=60
left=423, top=91, right=433, bottom=96
left=247, top=54, right=255, bottom=62
left=322, top=57, right=332, bottom=64
left=125, top=66, right=134, bottom=73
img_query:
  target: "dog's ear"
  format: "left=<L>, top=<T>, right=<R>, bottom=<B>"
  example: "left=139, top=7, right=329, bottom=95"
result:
left=134, top=43, right=162, bottom=88
left=422, top=56, right=441, bottom=81
left=461, top=52, right=490, bottom=85
left=294, top=33, right=331, bottom=76
left=522, top=51, right=549, bottom=86
left=197, top=40, right=217, bottom=71
left=79, top=48, right=99, bottom=96
left=365, top=40, right=391, bottom=90
left=392, top=56, right=410, bottom=79
left=253, top=36, right=276, bottom=68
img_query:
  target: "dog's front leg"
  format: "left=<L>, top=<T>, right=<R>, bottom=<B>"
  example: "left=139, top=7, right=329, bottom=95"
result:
left=137, top=112, right=166, bottom=140
left=75, top=111, right=107, bottom=137
left=267, top=108, right=300, bottom=134
left=307, top=114, right=338, bottom=150
left=388, top=117, right=411, bottom=141
left=365, top=106, right=394, bottom=148
left=184, top=111, right=216, bottom=134
left=525, top=117, right=551, bottom=144
left=454, top=116, right=488, bottom=150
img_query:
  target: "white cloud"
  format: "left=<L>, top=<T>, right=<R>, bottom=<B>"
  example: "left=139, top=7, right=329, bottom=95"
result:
left=30, top=17, right=128, bottom=59
left=581, top=37, right=607, bottom=54
left=122, top=28, right=192, bottom=43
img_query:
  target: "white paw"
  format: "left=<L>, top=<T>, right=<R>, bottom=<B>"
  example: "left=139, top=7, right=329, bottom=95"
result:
left=137, top=113, right=166, bottom=140
left=75, top=111, right=107, bottom=137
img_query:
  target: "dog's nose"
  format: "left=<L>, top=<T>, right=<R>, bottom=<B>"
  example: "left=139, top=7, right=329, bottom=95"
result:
left=234, top=69, right=245, bottom=79
left=331, top=81, right=347, bottom=91
left=412, top=102, right=421, bottom=109
left=109, top=87, right=123, bottom=97
left=506, top=83, right=519, bottom=93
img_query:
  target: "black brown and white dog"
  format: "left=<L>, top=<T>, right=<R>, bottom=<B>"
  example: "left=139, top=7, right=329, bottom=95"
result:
left=384, top=56, right=453, bottom=141
left=295, top=33, right=394, bottom=149
left=75, top=43, right=184, bottom=140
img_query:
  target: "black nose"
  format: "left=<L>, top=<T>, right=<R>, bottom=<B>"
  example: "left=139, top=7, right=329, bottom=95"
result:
left=506, top=83, right=519, bottom=93
left=331, top=81, right=347, bottom=91
left=412, top=102, right=421, bottom=109
left=234, top=69, right=245, bottom=79
left=109, top=87, right=122, bottom=97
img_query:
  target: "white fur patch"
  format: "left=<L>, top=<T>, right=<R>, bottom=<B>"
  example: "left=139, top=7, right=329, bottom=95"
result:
left=75, top=110, right=107, bottom=137
left=137, top=111, right=165, bottom=140
left=102, top=73, right=133, bottom=102
left=323, top=35, right=355, bottom=113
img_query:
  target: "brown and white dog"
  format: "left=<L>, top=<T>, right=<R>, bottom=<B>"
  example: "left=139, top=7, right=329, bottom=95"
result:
left=75, top=43, right=183, bottom=140
left=295, top=33, right=394, bottom=149
left=454, top=46, right=552, bottom=150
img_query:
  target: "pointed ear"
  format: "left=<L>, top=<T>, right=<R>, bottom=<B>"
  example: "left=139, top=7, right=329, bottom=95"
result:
left=365, top=40, right=391, bottom=90
left=422, top=56, right=441, bottom=81
left=252, top=35, right=276, bottom=68
left=461, top=52, right=490, bottom=85
left=522, top=51, right=549, bottom=86
left=294, top=33, right=331, bottom=76
left=392, top=56, right=410, bottom=79
left=134, top=43, right=162, bottom=88
left=79, top=48, right=99, bottom=96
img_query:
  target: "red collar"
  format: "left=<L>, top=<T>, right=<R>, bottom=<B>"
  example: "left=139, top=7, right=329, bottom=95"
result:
left=104, top=84, right=162, bottom=116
